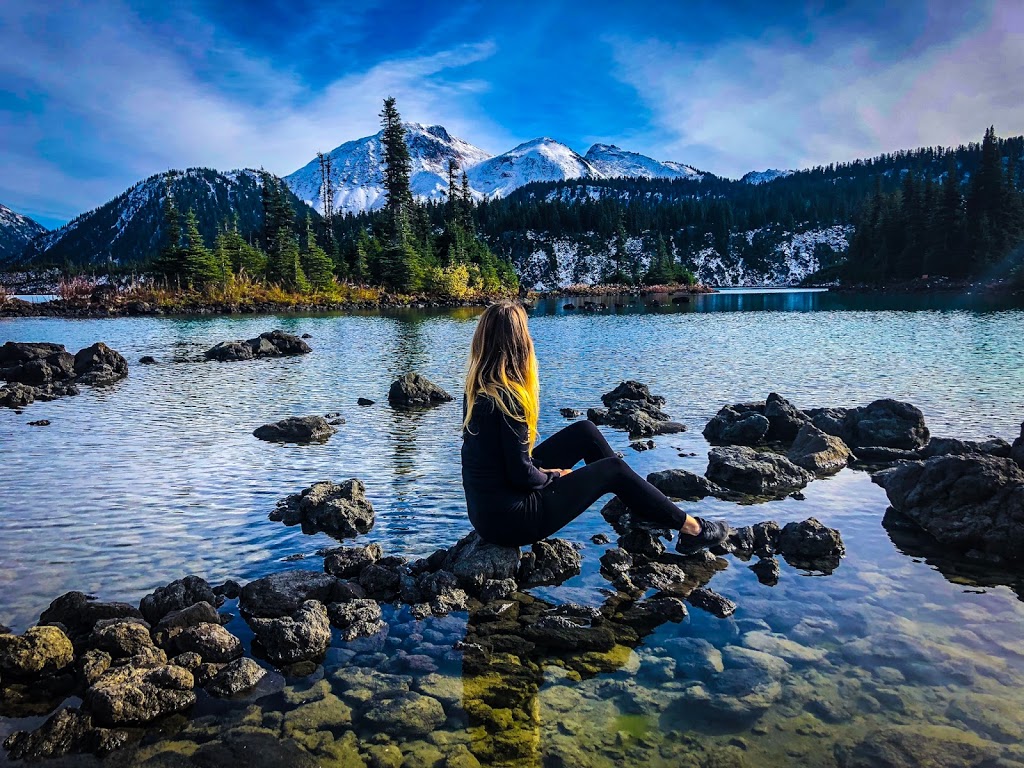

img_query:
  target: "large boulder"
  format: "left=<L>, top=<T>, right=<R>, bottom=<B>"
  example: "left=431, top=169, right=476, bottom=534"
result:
left=73, top=343, right=128, bottom=386
left=647, top=468, right=725, bottom=500
left=763, top=393, right=809, bottom=443
left=270, top=479, right=375, bottom=538
left=788, top=423, right=854, bottom=475
left=873, top=454, right=1024, bottom=563
left=248, top=600, right=331, bottom=665
left=0, top=626, right=74, bottom=678
left=88, top=619, right=158, bottom=660
left=174, top=624, right=243, bottom=663
left=86, top=664, right=195, bottom=726
left=323, top=542, right=383, bottom=579
left=0, top=341, right=66, bottom=366
left=38, top=592, right=144, bottom=647
left=601, top=380, right=665, bottom=408
left=139, top=576, right=217, bottom=625
left=205, top=330, right=311, bottom=361
left=844, top=399, right=929, bottom=450
left=776, top=518, right=846, bottom=573
left=240, top=570, right=340, bottom=619
left=388, top=373, right=452, bottom=407
left=253, top=416, right=337, bottom=443
left=706, top=446, right=814, bottom=496
left=703, top=404, right=770, bottom=446
left=517, top=539, right=582, bottom=587
left=438, top=531, right=521, bottom=593
left=152, top=602, right=222, bottom=650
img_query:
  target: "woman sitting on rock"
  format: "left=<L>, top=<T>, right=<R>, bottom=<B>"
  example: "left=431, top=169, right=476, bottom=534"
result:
left=461, top=300, right=730, bottom=551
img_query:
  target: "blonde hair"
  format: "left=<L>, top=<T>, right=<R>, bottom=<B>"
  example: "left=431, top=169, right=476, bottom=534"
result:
left=464, top=300, right=541, bottom=451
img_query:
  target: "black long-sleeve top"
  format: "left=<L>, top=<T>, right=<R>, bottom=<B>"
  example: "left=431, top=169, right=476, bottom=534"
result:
left=461, top=394, right=552, bottom=537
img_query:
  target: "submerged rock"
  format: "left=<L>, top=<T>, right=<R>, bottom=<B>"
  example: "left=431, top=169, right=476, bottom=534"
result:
left=788, top=423, right=854, bottom=475
left=248, top=600, right=331, bottom=665
left=776, top=518, right=845, bottom=573
left=834, top=725, right=1006, bottom=768
left=253, top=415, right=338, bottom=443
left=204, top=330, right=311, bottom=361
left=873, top=454, right=1024, bottom=563
left=271, top=479, right=375, bottom=539
left=703, top=403, right=770, bottom=446
left=517, top=539, right=582, bottom=587
left=0, top=625, right=74, bottom=678
left=706, top=446, right=813, bottom=496
left=646, top=468, right=725, bottom=500
left=685, top=587, right=737, bottom=618
left=86, top=664, right=195, bottom=726
left=361, top=691, right=446, bottom=737
left=388, top=372, right=453, bottom=407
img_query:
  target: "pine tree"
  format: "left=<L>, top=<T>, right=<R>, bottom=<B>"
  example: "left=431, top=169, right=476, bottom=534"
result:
left=153, top=178, right=187, bottom=283
left=267, top=228, right=309, bottom=291
left=300, top=215, right=335, bottom=291
left=182, top=209, right=222, bottom=287
left=379, top=97, right=413, bottom=241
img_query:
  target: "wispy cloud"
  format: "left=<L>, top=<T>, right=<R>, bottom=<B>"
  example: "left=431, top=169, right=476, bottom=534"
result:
left=0, top=1, right=506, bottom=225
left=609, top=0, right=1024, bottom=177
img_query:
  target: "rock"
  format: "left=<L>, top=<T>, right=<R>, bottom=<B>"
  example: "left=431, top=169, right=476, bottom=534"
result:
left=2, top=707, right=127, bottom=760
left=776, top=518, right=845, bottom=573
left=204, top=330, right=312, bottom=361
left=387, top=373, right=452, bottom=407
left=139, top=576, right=217, bottom=625
left=361, top=691, right=446, bottom=737
left=0, top=382, right=37, bottom=408
left=921, top=437, right=1012, bottom=459
left=706, top=446, right=814, bottom=495
left=86, top=664, right=195, bottom=726
left=357, top=397, right=375, bottom=406
left=750, top=521, right=781, bottom=556
left=662, top=637, right=724, bottom=678
left=73, top=342, right=128, bottom=386
left=439, top=531, right=521, bottom=593
left=88, top=618, right=157, bottom=659
left=788, top=423, right=854, bottom=475
left=0, top=626, right=74, bottom=678
left=873, top=454, right=1024, bottom=563
left=271, top=479, right=375, bottom=539
left=323, top=542, right=383, bottom=578
left=844, top=399, right=930, bottom=449
left=327, top=600, right=385, bottom=640
left=213, top=579, right=242, bottom=599
left=682, top=665, right=782, bottom=721
left=619, top=527, right=666, bottom=559
left=594, top=399, right=685, bottom=437
left=174, top=623, right=243, bottom=663
left=206, top=657, right=267, bottom=697
left=517, top=539, right=582, bottom=587
left=0, top=341, right=66, bottom=365
left=601, top=380, right=666, bottom=407
left=834, top=725, right=1005, bottom=768
left=78, top=649, right=112, bottom=685
left=248, top=600, right=331, bottom=665
left=1012, top=422, right=1024, bottom=469
left=480, top=578, right=518, bottom=602
left=520, top=616, right=617, bottom=652
left=742, top=631, right=826, bottom=663
left=28, top=419, right=50, bottom=426
left=686, top=587, right=737, bottom=618
left=749, top=557, right=780, bottom=586
left=852, top=445, right=921, bottom=465
left=39, top=591, right=144, bottom=646
left=139, top=356, right=157, bottom=365
left=559, top=408, right=582, bottom=418
left=764, top=393, right=810, bottom=443
left=358, top=557, right=407, bottom=600
left=630, top=439, right=655, bottom=451
left=590, top=532, right=610, bottom=545
left=240, top=570, right=340, bottom=619
left=703, top=404, right=770, bottom=446
left=152, top=601, right=222, bottom=649
left=253, top=415, right=337, bottom=443
left=647, top=468, right=726, bottom=500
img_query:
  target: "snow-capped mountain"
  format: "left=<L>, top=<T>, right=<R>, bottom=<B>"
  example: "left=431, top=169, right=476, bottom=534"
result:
left=466, top=138, right=604, bottom=198
left=741, top=169, right=794, bottom=184
left=584, top=144, right=704, bottom=180
left=0, top=203, right=47, bottom=263
left=23, top=168, right=312, bottom=268
left=284, top=123, right=492, bottom=214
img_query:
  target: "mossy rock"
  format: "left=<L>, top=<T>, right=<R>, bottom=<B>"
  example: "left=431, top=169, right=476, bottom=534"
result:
left=0, top=626, right=74, bottom=677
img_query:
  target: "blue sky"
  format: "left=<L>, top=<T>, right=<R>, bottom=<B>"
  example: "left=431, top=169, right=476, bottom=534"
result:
left=2, top=0, right=1022, bottom=228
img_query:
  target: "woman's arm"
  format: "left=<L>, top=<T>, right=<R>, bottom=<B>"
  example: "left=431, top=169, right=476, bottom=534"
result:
left=498, top=411, right=555, bottom=491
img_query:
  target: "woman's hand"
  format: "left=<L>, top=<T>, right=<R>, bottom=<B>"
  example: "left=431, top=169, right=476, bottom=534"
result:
left=550, top=467, right=573, bottom=478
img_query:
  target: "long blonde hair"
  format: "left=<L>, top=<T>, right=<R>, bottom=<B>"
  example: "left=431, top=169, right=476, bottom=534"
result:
left=464, top=300, right=541, bottom=451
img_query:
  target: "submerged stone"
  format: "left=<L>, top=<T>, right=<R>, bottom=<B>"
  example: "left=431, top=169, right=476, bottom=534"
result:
left=253, top=415, right=338, bottom=443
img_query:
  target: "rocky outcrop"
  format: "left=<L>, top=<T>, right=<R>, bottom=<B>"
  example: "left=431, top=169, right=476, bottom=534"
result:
left=270, top=479, right=375, bottom=539
left=0, top=626, right=74, bottom=678
left=588, top=380, right=685, bottom=437
left=240, top=571, right=341, bottom=619
left=703, top=403, right=770, bottom=446
left=387, top=373, right=453, bottom=407
left=873, top=454, right=1024, bottom=563
left=646, top=468, right=726, bottom=500
left=139, top=576, right=217, bottom=625
left=788, top=423, right=854, bottom=474
left=0, top=340, right=127, bottom=408
left=776, top=518, right=846, bottom=573
left=253, top=415, right=338, bottom=443
left=248, top=600, right=332, bottom=665
left=809, top=399, right=929, bottom=450
left=204, top=330, right=311, bottom=361
left=706, top=446, right=814, bottom=496
left=85, top=664, right=195, bottom=726
left=763, top=393, right=810, bottom=442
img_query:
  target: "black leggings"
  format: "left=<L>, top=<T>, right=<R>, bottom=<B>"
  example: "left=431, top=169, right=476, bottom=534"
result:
left=503, top=420, right=687, bottom=545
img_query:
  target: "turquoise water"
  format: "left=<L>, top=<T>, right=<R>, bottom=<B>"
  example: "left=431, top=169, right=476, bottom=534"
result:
left=2, top=290, right=1024, bottom=766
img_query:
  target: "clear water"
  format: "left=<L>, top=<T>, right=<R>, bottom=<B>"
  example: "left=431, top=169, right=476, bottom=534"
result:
left=2, top=290, right=1024, bottom=766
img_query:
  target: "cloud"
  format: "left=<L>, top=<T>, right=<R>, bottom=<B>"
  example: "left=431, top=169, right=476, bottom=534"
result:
left=609, top=0, right=1024, bottom=177
left=0, top=1, right=507, bottom=225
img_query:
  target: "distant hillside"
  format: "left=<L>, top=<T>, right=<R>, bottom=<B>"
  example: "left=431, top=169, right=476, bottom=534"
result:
left=0, top=203, right=46, bottom=263
left=20, top=168, right=315, bottom=269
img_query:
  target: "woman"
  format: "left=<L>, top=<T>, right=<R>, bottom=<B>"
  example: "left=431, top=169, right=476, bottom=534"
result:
left=461, top=300, right=730, bottom=551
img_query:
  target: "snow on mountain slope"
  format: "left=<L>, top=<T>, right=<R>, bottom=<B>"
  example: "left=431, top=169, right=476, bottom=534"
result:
left=284, top=123, right=492, bottom=214
left=465, top=138, right=602, bottom=198
left=741, top=169, right=794, bottom=184
left=0, top=203, right=47, bottom=263
left=584, top=144, right=704, bottom=180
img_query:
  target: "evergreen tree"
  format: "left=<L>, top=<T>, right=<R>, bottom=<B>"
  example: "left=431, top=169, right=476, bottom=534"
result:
left=300, top=214, right=335, bottom=291
left=182, top=209, right=223, bottom=287
left=267, top=228, right=308, bottom=291
left=153, top=178, right=187, bottom=283
left=378, top=97, right=418, bottom=290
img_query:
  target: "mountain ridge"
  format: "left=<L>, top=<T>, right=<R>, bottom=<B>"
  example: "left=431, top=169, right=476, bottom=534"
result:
left=0, top=203, right=47, bottom=262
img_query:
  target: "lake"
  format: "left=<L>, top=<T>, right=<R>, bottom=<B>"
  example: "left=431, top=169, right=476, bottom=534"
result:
left=2, top=289, right=1024, bottom=766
